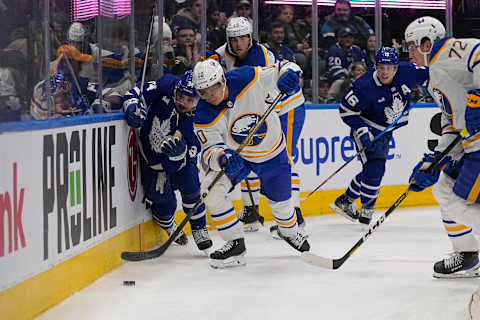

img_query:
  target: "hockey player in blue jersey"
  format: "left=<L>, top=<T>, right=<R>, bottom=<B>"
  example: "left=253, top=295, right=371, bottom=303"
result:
left=330, top=46, right=429, bottom=225
left=403, top=17, right=480, bottom=283
left=192, top=59, right=310, bottom=268
left=122, top=70, right=213, bottom=252
left=207, top=17, right=307, bottom=234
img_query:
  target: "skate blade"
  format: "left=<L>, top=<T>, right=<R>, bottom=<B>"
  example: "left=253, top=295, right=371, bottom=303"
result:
left=270, top=225, right=282, bottom=240
left=209, top=255, right=247, bottom=269
left=329, top=204, right=358, bottom=222
left=243, top=222, right=260, bottom=233
left=433, top=269, right=480, bottom=279
left=469, top=292, right=480, bottom=320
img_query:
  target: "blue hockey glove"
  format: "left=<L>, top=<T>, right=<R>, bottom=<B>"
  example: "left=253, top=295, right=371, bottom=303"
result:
left=277, top=69, right=300, bottom=95
left=353, top=127, right=374, bottom=150
left=160, top=136, right=187, bottom=161
left=466, top=89, right=480, bottom=135
left=408, top=152, right=450, bottom=192
left=218, top=149, right=249, bottom=186
left=124, top=98, right=147, bottom=128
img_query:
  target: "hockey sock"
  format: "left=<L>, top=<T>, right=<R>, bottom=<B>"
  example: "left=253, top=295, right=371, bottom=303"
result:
left=291, top=172, right=301, bottom=208
left=151, top=203, right=176, bottom=229
left=240, top=174, right=261, bottom=206
left=182, top=190, right=207, bottom=230
left=360, top=160, right=385, bottom=208
left=346, top=172, right=362, bottom=201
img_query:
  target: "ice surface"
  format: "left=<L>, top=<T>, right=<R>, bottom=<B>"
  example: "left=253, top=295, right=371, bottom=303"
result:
left=36, top=207, right=478, bottom=320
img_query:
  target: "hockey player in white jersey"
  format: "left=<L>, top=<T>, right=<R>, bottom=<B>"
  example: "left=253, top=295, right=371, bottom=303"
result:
left=192, top=59, right=310, bottom=268
left=208, top=17, right=307, bottom=233
left=404, top=17, right=480, bottom=281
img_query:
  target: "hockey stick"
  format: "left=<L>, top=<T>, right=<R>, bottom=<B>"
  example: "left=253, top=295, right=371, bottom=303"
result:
left=301, top=130, right=466, bottom=270
left=121, top=92, right=286, bottom=261
left=245, top=179, right=265, bottom=225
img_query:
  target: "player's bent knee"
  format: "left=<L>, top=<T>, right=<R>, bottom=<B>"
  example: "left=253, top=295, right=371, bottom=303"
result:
left=269, top=198, right=294, bottom=219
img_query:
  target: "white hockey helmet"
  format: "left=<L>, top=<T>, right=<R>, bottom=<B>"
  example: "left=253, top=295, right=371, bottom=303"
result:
left=404, top=16, right=446, bottom=52
left=193, top=59, right=225, bottom=90
left=68, top=22, right=86, bottom=42
left=226, top=17, right=252, bottom=39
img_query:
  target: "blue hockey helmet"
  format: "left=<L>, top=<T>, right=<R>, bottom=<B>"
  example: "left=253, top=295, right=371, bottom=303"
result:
left=375, top=46, right=399, bottom=65
left=175, top=70, right=199, bottom=113
left=175, top=70, right=197, bottom=98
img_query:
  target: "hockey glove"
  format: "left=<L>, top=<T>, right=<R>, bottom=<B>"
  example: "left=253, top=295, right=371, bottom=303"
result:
left=124, top=98, right=147, bottom=128
left=277, top=69, right=300, bottom=95
left=218, top=149, right=250, bottom=186
left=353, top=127, right=374, bottom=150
left=160, top=136, right=187, bottom=161
left=408, top=152, right=450, bottom=192
left=466, top=89, right=480, bottom=135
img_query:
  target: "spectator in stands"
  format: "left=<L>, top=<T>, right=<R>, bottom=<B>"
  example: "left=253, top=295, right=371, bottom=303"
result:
left=364, top=35, right=376, bottom=69
left=275, top=5, right=310, bottom=73
left=0, top=51, right=24, bottom=122
left=229, top=0, right=253, bottom=26
left=264, top=21, right=296, bottom=62
left=207, top=4, right=227, bottom=50
left=172, top=26, right=200, bottom=75
left=321, top=0, right=374, bottom=50
left=67, top=22, right=92, bottom=55
left=318, top=76, right=336, bottom=104
left=171, top=0, right=202, bottom=41
left=336, top=61, right=367, bottom=101
left=31, top=45, right=92, bottom=120
left=326, top=26, right=366, bottom=100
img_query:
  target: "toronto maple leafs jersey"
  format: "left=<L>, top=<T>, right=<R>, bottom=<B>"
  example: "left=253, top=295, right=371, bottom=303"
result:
left=427, top=37, right=480, bottom=154
left=207, top=43, right=305, bottom=116
left=339, top=62, right=429, bottom=135
left=123, top=73, right=200, bottom=174
left=194, top=62, right=301, bottom=170
left=327, top=43, right=367, bottom=81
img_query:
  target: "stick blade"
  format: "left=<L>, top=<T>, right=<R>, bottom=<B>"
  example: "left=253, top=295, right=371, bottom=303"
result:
left=301, top=252, right=334, bottom=269
left=121, top=245, right=167, bottom=262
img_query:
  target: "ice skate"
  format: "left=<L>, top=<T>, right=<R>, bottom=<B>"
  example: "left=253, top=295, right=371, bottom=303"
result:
left=165, top=223, right=188, bottom=246
left=192, top=227, right=213, bottom=252
left=277, top=228, right=310, bottom=252
left=209, top=238, right=247, bottom=269
left=238, top=205, right=261, bottom=232
left=433, top=251, right=480, bottom=278
left=358, top=207, right=374, bottom=225
left=270, top=208, right=307, bottom=240
left=330, top=193, right=359, bottom=222
left=469, top=286, right=480, bottom=320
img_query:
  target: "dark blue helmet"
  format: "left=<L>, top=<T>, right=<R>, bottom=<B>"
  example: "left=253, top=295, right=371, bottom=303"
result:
left=375, top=47, right=399, bottom=65
left=175, top=70, right=197, bottom=98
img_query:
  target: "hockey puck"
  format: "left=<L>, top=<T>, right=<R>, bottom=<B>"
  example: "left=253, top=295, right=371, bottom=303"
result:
left=123, top=280, right=135, bottom=286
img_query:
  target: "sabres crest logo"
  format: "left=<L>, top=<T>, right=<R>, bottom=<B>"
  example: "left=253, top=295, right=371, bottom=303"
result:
left=230, top=113, right=268, bottom=146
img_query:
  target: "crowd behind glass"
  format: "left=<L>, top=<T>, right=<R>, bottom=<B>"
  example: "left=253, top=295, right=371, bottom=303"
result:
left=0, top=0, right=477, bottom=123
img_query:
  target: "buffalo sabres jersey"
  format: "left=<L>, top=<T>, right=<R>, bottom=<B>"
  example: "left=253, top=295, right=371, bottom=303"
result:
left=339, top=61, right=429, bottom=135
left=427, top=37, right=480, bottom=154
left=123, top=73, right=200, bottom=174
left=208, top=43, right=304, bottom=116
left=194, top=62, right=301, bottom=170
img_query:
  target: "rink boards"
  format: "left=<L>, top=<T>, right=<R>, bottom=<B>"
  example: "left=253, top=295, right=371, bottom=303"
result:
left=0, top=104, right=440, bottom=319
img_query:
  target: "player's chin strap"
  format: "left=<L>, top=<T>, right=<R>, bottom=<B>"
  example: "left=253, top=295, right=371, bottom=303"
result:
left=302, top=94, right=427, bottom=201
left=121, top=91, right=287, bottom=262
left=301, top=128, right=468, bottom=270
